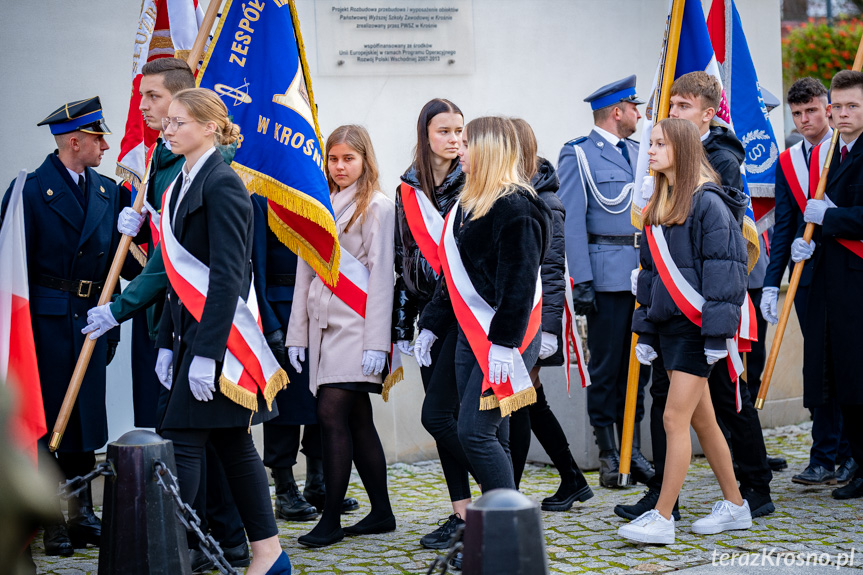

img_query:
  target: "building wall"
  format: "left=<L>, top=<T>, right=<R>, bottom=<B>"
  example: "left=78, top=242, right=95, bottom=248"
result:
left=0, top=0, right=794, bottom=463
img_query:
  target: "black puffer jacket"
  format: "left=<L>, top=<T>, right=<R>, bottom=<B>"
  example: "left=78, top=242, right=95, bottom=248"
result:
left=632, top=182, right=748, bottom=351
left=534, top=158, right=567, bottom=367
left=419, top=187, right=552, bottom=347
left=703, top=125, right=745, bottom=190
left=392, top=165, right=465, bottom=341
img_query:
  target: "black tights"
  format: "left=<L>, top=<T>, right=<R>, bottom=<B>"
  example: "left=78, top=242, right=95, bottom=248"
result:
left=310, top=386, right=392, bottom=535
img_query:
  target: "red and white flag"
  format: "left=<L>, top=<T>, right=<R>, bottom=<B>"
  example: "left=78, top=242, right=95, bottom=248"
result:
left=116, top=0, right=203, bottom=191
left=0, top=170, right=46, bottom=463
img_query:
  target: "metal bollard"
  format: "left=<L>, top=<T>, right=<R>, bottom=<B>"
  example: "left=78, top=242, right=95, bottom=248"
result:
left=98, top=430, right=192, bottom=575
left=462, top=488, right=549, bottom=575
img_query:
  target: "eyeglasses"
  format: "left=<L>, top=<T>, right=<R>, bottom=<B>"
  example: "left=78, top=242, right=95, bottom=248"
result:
left=161, top=117, right=189, bottom=131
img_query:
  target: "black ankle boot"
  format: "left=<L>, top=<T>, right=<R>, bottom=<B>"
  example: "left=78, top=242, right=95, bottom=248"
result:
left=303, top=456, right=359, bottom=514
left=595, top=426, right=625, bottom=488
left=67, top=484, right=101, bottom=548
left=541, top=451, right=593, bottom=511
left=625, top=427, right=656, bottom=485
left=43, top=518, right=73, bottom=557
left=273, top=467, right=318, bottom=521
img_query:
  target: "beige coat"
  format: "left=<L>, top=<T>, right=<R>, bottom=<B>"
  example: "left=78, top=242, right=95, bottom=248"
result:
left=286, top=183, right=395, bottom=395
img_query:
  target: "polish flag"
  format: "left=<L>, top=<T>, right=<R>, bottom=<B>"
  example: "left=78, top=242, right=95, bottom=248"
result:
left=0, top=170, right=46, bottom=463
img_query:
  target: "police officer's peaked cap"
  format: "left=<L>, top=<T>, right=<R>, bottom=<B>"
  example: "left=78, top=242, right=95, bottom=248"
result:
left=584, top=75, right=645, bottom=111
left=37, top=96, right=112, bottom=136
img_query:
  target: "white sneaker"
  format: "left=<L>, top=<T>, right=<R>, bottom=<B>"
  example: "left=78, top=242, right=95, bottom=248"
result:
left=691, top=499, right=753, bottom=535
left=618, top=509, right=675, bottom=544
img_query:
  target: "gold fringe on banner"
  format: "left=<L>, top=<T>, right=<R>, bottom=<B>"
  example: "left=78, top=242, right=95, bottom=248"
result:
left=115, top=164, right=146, bottom=195
left=263, top=368, right=289, bottom=411
left=288, top=0, right=324, bottom=150
left=128, top=244, right=147, bottom=267
left=381, top=366, right=404, bottom=402
left=743, top=216, right=760, bottom=274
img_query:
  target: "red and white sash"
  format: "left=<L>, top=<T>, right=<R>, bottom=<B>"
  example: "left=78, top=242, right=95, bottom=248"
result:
left=563, top=260, right=591, bottom=393
left=808, top=142, right=863, bottom=260
left=400, top=183, right=445, bottom=274
left=318, top=249, right=369, bottom=318
left=160, top=174, right=287, bottom=412
left=643, top=225, right=746, bottom=411
left=439, top=208, right=543, bottom=416
left=779, top=142, right=810, bottom=215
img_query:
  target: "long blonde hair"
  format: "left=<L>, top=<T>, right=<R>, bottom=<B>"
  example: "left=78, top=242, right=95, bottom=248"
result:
left=459, top=116, right=533, bottom=218
left=643, top=118, right=719, bottom=226
left=325, top=125, right=381, bottom=232
left=172, top=88, right=240, bottom=146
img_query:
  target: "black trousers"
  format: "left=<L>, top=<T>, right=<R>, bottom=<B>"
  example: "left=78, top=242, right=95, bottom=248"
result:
left=161, top=428, right=277, bottom=542
left=263, top=423, right=322, bottom=469
left=839, top=402, right=863, bottom=481
left=192, top=443, right=245, bottom=548
left=586, top=291, right=649, bottom=429
left=420, top=321, right=475, bottom=502
left=648, top=349, right=773, bottom=494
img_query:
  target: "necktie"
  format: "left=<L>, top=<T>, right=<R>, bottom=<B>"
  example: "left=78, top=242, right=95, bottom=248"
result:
left=805, top=145, right=812, bottom=169
left=616, top=140, right=631, bottom=164
left=841, top=145, right=849, bottom=163
left=77, top=174, right=85, bottom=190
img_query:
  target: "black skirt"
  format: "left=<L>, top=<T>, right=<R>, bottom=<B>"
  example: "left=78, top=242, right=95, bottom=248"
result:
left=323, top=381, right=382, bottom=395
left=656, top=315, right=715, bottom=378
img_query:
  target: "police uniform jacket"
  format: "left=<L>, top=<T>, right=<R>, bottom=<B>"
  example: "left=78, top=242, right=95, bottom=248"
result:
left=251, top=193, right=315, bottom=425
left=800, top=140, right=863, bottom=407
left=155, top=151, right=275, bottom=429
left=557, top=130, right=640, bottom=292
left=0, top=154, right=135, bottom=452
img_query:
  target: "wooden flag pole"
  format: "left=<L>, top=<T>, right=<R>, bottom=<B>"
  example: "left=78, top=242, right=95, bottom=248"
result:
left=756, top=34, right=863, bottom=410
left=619, top=0, right=685, bottom=485
left=49, top=0, right=223, bottom=452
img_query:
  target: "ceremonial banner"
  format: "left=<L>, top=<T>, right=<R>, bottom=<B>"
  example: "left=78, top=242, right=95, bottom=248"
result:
left=0, top=171, right=46, bottom=462
left=197, top=0, right=340, bottom=284
left=708, top=0, right=780, bottom=234
left=116, top=0, right=204, bottom=192
left=632, top=0, right=759, bottom=270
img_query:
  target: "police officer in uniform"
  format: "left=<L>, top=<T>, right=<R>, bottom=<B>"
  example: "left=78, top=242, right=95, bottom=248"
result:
left=0, top=98, right=138, bottom=555
left=557, top=76, right=654, bottom=488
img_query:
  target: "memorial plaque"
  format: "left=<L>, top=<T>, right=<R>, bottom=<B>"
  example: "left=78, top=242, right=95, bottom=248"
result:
left=315, top=0, right=474, bottom=75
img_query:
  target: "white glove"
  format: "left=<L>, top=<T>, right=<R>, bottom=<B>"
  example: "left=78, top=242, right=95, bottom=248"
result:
left=538, top=332, right=558, bottom=360
left=640, top=175, right=655, bottom=201
left=488, top=344, right=515, bottom=385
left=81, top=303, right=119, bottom=340
left=188, top=356, right=216, bottom=401
left=704, top=347, right=728, bottom=365
left=791, top=238, right=815, bottom=263
left=635, top=343, right=657, bottom=365
left=803, top=199, right=830, bottom=225
left=362, top=349, right=387, bottom=376
left=414, top=329, right=438, bottom=367
left=630, top=268, right=639, bottom=296
left=288, top=346, right=305, bottom=373
left=396, top=339, right=413, bottom=356
left=118, top=206, right=145, bottom=236
left=760, top=286, right=779, bottom=325
left=155, top=348, right=173, bottom=390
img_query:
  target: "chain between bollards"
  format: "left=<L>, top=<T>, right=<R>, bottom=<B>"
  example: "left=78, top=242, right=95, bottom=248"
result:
left=57, top=461, right=115, bottom=500
left=425, top=524, right=465, bottom=575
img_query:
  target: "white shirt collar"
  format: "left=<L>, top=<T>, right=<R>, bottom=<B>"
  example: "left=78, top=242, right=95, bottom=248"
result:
left=182, top=146, right=218, bottom=187
left=840, top=135, right=858, bottom=153
left=699, top=130, right=710, bottom=143
left=67, top=167, right=85, bottom=185
left=593, top=125, right=622, bottom=149
left=804, top=128, right=833, bottom=154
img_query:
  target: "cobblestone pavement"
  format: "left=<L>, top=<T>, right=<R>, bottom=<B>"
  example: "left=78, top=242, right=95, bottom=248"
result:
left=34, top=423, right=863, bottom=574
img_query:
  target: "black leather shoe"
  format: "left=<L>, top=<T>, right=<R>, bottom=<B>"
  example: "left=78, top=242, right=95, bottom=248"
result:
left=792, top=465, right=837, bottom=485
left=67, top=485, right=101, bottom=548
left=740, top=486, right=775, bottom=518
left=343, top=514, right=396, bottom=536
left=420, top=514, right=464, bottom=549
left=613, top=488, right=681, bottom=521
left=833, top=477, right=863, bottom=499
left=223, top=540, right=251, bottom=568
left=298, top=526, right=345, bottom=548
left=836, top=458, right=859, bottom=484
left=43, top=521, right=74, bottom=557
left=767, top=456, right=788, bottom=471
left=190, top=548, right=215, bottom=574
left=626, top=427, right=656, bottom=485
left=272, top=467, right=318, bottom=521
left=595, top=426, right=628, bottom=488
left=541, top=478, right=594, bottom=512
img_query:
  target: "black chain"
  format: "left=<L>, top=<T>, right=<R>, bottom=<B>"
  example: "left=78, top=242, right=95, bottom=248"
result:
left=153, top=459, right=239, bottom=575
left=426, top=524, right=465, bottom=575
left=58, top=462, right=115, bottom=500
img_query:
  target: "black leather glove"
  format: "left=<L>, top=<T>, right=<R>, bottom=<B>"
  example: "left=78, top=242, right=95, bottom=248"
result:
left=571, top=281, right=597, bottom=316
left=266, top=329, right=286, bottom=369
left=106, top=341, right=118, bottom=366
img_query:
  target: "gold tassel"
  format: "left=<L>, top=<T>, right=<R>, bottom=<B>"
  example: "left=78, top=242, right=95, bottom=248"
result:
left=128, top=244, right=147, bottom=267
left=479, top=394, right=500, bottom=411
left=497, top=387, right=538, bottom=418
left=218, top=375, right=260, bottom=412
left=262, top=368, right=290, bottom=411
left=742, top=216, right=760, bottom=274
left=381, top=366, right=404, bottom=402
